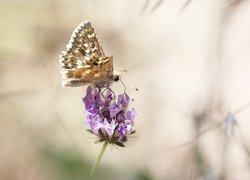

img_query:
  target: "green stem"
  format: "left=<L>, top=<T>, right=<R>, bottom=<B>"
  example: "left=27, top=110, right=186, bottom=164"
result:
left=89, top=141, right=108, bottom=180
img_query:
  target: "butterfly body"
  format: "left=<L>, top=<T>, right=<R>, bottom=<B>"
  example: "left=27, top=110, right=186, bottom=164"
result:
left=59, top=21, right=119, bottom=87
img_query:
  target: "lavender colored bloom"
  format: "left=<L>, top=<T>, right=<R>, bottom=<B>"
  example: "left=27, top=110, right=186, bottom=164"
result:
left=117, top=93, right=130, bottom=107
left=82, top=85, right=137, bottom=146
left=118, top=125, right=126, bottom=136
left=109, top=104, right=120, bottom=118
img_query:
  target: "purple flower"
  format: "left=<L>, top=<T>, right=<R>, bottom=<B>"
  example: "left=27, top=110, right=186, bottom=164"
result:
left=117, top=93, right=130, bottom=108
left=125, top=108, right=137, bottom=122
left=86, top=113, right=102, bottom=133
left=118, top=125, right=126, bottom=136
left=101, top=119, right=117, bottom=137
left=109, top=104, right=120, bottom=118
left=82, top=85, right=137, bottom=147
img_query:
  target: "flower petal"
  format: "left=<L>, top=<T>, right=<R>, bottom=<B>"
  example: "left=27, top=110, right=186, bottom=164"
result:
left=117, top=93, right=130, bottom=107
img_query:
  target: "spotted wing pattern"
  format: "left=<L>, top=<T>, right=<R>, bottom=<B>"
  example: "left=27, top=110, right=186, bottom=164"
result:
left=59, top=21, right=113, bottom=87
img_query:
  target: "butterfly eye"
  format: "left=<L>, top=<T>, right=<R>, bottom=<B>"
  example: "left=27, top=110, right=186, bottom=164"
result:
left=113, top=75, right=120, bottom=82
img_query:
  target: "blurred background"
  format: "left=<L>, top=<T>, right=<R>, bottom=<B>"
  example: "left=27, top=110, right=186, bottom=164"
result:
left=1, top=0, right=250, bottom=179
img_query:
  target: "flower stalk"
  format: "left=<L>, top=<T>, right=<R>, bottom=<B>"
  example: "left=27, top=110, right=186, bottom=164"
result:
left=89, top=141, right=108, bottom=179
left=83, top=85, right=137, bottom=178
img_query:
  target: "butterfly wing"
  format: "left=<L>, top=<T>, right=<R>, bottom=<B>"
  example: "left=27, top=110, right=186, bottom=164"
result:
left=63, top=56, right=114, bottom=87
left=59, top=21, right=113, bottom=87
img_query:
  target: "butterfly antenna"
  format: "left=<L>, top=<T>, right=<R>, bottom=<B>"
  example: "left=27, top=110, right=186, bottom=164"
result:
left=119, top=70, right=138, bottom=92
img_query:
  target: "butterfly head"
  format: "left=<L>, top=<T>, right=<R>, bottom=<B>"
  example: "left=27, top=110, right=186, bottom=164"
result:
left=112, top=72, right=120, bottom=82
left=112, top=71, right=127, bottom=92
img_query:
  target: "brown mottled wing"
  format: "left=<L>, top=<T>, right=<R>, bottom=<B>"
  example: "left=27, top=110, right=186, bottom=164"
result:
left=59, top=21, right=113, bottom=87
left=62, top=56, right=114, bottom=87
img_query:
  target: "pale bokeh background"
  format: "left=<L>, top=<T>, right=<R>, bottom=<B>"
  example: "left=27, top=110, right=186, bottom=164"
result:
left=1, top=0, right=250, bottom=180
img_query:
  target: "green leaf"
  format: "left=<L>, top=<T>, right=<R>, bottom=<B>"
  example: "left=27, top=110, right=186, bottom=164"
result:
left=114, top=142, right=125, bottom=147
left=131, top=130, right=136, bottom=134
left=94, top=140, right=104, bottom=144
left=85, top=129, right=93, bottom=134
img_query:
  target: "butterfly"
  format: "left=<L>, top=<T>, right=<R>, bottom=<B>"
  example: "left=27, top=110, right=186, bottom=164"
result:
left=59, top=21, right=120, bottom=88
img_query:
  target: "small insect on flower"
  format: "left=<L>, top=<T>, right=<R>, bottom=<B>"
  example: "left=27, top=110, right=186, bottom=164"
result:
left=59, top=20, right=120, bottom=88
left=83, top=85, right=136, bottom=147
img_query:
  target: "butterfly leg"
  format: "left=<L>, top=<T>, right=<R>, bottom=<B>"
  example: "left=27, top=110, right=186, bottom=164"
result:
left=119, top=78, right=127, bottom=93
left=100, top=86, right=116, bottom=102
